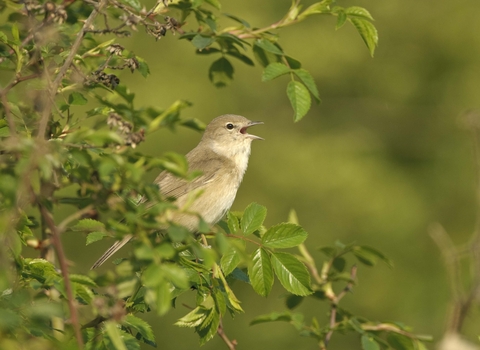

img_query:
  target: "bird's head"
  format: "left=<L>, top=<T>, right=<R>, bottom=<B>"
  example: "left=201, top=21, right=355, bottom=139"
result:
left=201, top=114, right=263, bottom=158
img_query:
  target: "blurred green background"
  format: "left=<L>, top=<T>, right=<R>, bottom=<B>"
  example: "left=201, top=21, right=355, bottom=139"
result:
left=65, top=0, right=480, bottom=348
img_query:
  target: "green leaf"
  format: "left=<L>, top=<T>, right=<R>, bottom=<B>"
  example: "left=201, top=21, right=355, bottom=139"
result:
left=86, top=231, right=108, bottom=245
left=70, top=274, right=97, bottom=287
left=262, top=63, right=291, bottom=82
left=71, top=218, right=105, bottom=232
left=349, top=18, right=378, bottom=57
left=123, top=314, right=155, bottom=344
left=285, top=56, right=301, bottom=69
left=136, top=56, right=150, bottom=78
left=387, top=333, right=414, bottom=350
left=68, top=92, right=88, bottom=105
left=250, top=311, right=301, bottom=325
left=361, top=334, right=381, bottom=350
left=254, top=39, right=283, bottom=56
left=225, top=50, right=254, bottom=66
left=175, top=307, right=208, bottom=327
left=226, top=211, right=240, bottom=233
left=298, top=3, right=330, bottom=20
left=346, top=6, right=374, bottom=20
left=197, top=308, right=220, bottom=346
left=241, top=202, right=267, bottom=235
left=191, top=34, right=215, bottom=50
left=336, top=10, right=347, bottom=29
left=223, top=13, right=250, bottom=28
left=104, top=321, right=127, bottom=350
left=352, top=245, right=393, bottom=267
left=208, top=57, right=234, bottom=87
left=262, top=223, right=307, bottom=249
left=270, top=252, right=312, bottom=296
left=248, top=248, right=274, bottom=297
left=292, top=69, right=320, bottom=102
left=11, top=23, right=19, bottom=43
left=287, top=80, right=311, bottom=122
left=221, top=245, right=241, bottom=276
left=204, top=0, right=221, bottom=10
left=285, top=294, right=304, bottom=309
left=118, top=0, right=141, bottom=11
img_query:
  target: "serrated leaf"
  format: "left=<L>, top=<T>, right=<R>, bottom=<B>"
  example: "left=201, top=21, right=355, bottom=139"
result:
left=175, top=307, right=208, bottom=327
left=104, top=321, right=127, bottom=350
left=287, top=80, right=311, bottom=122
left=346, top=6, right=374, bottom=20
left=361, top=334, right=381, bottom=350
left=271, top=252, right=312, bottom=296
left=293, top=69, right=320, bottom=102
left=254, top=39, right=283, bottom=56
left=262, top=62, right=291, bottom=82
left=248, top=248, right=273, bottom=297
left=349, top=18, right=378, bottom=57
left=221, top=246, right=241, bottom=276
left=241, top=202, right=267, bottom=235
left=262, top=223, right=307, bottom=249
left=70, top=274, right=97, bottom=287
left=191, top=34, right=215, bottom=50
left=336, top=10, right=347, bottom=29
left=71, top=218, right=105, bottom=232
left=86, top=231, right=108, bottom=245
left=197, top=308, right=220, bottom=346
left=123, top=314, right=155, bottom=343
left=226, top=211, right=240, bottom=233
left=208, top=57, right=234, bottom=87
left=68, top=92, right=88, bottom=105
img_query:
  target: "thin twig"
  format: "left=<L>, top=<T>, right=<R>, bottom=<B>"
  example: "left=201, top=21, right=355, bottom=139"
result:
left=217, top=318, right=237, bottom=350
left=298, top=243, right=323, bottom=284
left=38, top=202, right=84, bottom=349
left=37, top=0, right=108, bottom=139
left=324, top=265, right=357, bottom=348
left=58, top=204, right=95, bottom=232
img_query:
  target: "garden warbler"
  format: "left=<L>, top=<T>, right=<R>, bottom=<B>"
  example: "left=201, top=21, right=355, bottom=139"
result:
left=91, top=114, right=263, bottom=269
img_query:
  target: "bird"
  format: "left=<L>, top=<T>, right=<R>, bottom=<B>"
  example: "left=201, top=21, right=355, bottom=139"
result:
left=91, top=114, right=263, bottom=269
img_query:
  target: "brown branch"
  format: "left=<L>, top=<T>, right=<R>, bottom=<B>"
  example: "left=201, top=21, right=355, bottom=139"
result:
left=38, top=202, right=83, bottom=348
left=36, top=0, right=108, bottom=139
left=217, top=318, right=237, bottom=350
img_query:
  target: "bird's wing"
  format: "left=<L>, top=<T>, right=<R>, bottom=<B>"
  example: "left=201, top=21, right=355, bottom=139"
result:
left=154, top=147, right=225, bottom=199
left=91, top=147, right=226, bottom=270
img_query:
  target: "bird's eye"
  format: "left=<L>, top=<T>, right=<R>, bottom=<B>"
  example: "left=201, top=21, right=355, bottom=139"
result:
left=226, top=123, right=234, bottom=130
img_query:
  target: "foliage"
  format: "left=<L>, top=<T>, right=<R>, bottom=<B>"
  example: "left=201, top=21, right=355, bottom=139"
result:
left=0, top=0, right=427, bottom=349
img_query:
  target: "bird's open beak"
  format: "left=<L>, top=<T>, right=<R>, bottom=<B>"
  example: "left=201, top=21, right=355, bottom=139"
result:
left=241, top=121, right=264, bottom=140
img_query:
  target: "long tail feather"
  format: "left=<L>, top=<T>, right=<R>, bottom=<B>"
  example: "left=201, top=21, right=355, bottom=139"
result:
left=90, top=234, right=133, bottom=270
